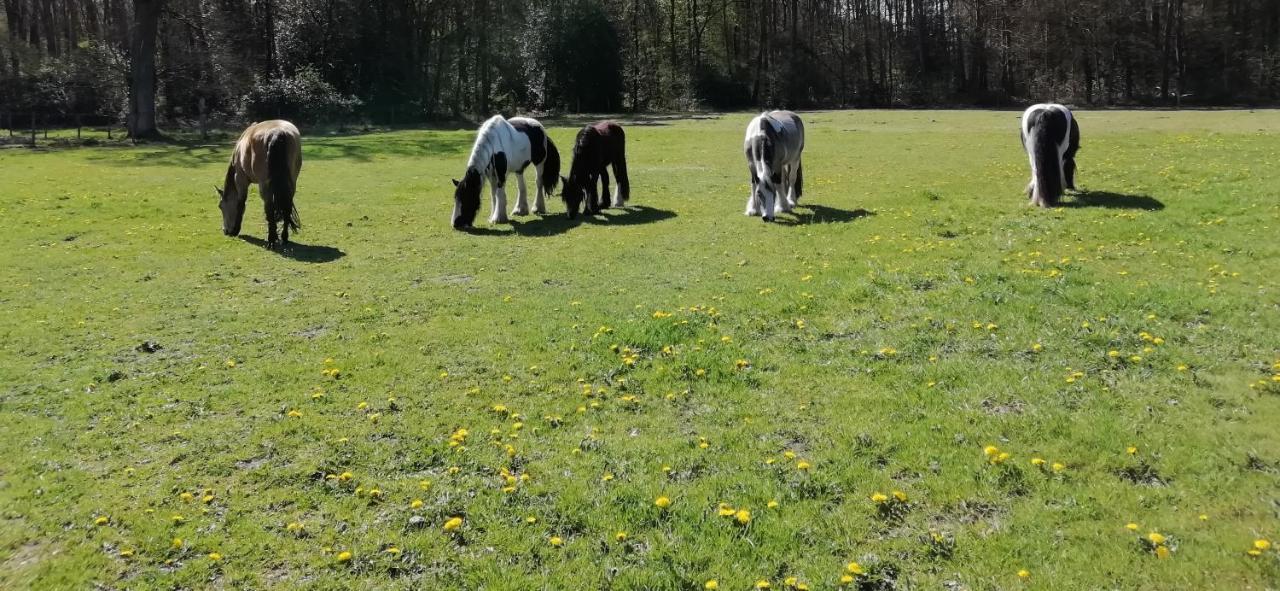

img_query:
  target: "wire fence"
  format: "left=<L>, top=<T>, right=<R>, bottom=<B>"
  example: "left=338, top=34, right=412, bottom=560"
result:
left=1, top=112, right=129, bottom=146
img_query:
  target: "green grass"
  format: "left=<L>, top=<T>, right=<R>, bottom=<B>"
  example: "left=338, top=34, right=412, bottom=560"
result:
left=1, top=110, right=1278, bottom=590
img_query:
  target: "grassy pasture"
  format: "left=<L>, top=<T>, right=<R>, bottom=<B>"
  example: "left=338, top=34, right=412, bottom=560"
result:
left=1, top=110, right=1278, bottom=590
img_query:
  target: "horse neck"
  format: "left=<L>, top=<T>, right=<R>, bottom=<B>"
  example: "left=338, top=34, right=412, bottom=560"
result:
left=467, top=121, right=505, bottom=173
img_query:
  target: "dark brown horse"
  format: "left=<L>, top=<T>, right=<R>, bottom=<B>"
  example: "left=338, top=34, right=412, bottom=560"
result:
left=216, top=120, right=303, bottom=247
left=560, top=121, right=629, bottom=219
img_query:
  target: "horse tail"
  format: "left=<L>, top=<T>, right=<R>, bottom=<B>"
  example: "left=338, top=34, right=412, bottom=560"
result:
left=267, top=132, right=300, bottom=231
left=542, top=136, right=561, bottom=193
left=1026, top=107, right=1065, bottom=207
left=613, top=127, right=629, bottom=203
left=794, top=159, right=803, bottom=199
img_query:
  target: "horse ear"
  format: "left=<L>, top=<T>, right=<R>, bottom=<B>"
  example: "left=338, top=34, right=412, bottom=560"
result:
left=451, top=178, right=460, bottom=187
left=214, top=186, right=224, bottom=198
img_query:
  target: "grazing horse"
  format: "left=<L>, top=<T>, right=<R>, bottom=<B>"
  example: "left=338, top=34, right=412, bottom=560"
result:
left=216, top=120, right=303, bottom=247
left=1021, top=103, right=1081, bottom=208
left=560, top=121, right=630, bottom=219
left=744, top=111, right=804, bottom=221
left=451, top=115, right=560, bottom=229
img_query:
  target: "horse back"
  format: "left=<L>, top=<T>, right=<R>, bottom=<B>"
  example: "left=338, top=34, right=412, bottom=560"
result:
left=509, top=117, right=547, bottom=167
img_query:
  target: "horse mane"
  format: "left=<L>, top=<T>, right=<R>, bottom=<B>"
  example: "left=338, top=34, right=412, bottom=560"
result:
left=466, top=115, right=507, bottom=173
left=222, top=162, right=237, bottom=196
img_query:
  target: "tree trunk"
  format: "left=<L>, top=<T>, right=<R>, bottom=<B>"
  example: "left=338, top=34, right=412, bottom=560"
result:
left=128, top=0, right=163, bottom=140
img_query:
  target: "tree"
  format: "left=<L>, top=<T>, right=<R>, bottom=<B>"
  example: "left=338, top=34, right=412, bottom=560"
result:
left=127, top=0, right=162, bottom=139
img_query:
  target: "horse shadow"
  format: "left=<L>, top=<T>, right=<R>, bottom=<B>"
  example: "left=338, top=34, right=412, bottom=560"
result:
left=1060, top=191, right=1165, bottom=211
left=774, top=204, right=874, bottom=225
left=466, top=205, right=678, bottom=237
left=239, top=236, right=346, bottom=263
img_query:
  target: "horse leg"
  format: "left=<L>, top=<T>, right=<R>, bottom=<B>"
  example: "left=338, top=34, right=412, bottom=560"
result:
left=745, top=160, right=760, bottom=216
left=533, top=163, right=547, bottom=214
left=262, top=185, right=280, bottom=247
left=598, top=167, right=611, bottom=210
left=511, top=171, right=530, bottom=216
left=585, top=174, right=600, bottom=215
left=490, top=177, right=510, bottom=224
left=779, top=166, right=795, bottom=213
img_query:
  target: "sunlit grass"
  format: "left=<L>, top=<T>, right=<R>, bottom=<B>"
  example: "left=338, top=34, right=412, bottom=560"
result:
left=1, top=110, right=1277, bottom=589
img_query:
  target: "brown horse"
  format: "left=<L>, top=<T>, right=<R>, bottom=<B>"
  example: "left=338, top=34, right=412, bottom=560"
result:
left=216, top=120, right=303, bottom=247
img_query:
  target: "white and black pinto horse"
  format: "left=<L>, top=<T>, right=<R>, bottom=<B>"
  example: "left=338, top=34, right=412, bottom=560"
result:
left=451, top=115, right=560, bottom=229
left=1020, top=103, right=1081, bottom=208
left=744, top=110, right=805, bottom=221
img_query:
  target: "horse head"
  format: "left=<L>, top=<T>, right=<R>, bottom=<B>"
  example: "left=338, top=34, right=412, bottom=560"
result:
left=216, top=164, right=247, bottom=236
left=560, top=175, right=584, bottom=219
left=452, top=169, right=482, bottom=229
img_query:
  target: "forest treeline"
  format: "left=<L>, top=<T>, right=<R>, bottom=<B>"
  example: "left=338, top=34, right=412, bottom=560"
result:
left=3, top=0, right=1278, bottom=137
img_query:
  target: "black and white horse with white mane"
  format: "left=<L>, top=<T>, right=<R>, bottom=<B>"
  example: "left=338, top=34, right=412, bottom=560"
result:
left=451, top=115, right=560, bottom=229
left=744, top=110, right=805, bottom=221
left=1020, top=103, right=1081, bottom=208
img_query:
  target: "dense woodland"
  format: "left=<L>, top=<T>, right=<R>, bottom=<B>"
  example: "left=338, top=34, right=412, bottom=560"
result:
left=2, top=0, right=1279, bottom=137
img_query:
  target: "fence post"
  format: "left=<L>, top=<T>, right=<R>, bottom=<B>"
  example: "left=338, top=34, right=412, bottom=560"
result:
left=199, top=97, right=208, bottom=140
left=77, top=114, right=82, bottom=140
left=30, top=113, right=36, bottom=146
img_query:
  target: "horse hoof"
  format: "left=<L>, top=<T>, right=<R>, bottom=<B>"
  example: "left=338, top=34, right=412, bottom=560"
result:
left=762, top=216, right=774, bottom=223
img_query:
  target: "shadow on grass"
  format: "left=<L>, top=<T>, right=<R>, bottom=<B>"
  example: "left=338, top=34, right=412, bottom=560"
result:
left=1060, top=191, right=1165, bottom=211
left=239, top=235, right=346, bottom=263
left=774, top=204, right=875, bottom=225
left=461, top=205, right=677, bottom=237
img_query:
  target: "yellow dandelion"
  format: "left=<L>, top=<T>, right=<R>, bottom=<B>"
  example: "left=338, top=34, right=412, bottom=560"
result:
left=615, top=531, right=628, bottom=542
left=846, top=561, right=864, bottom=575
left=286, top=522, right=303, bottom=532
left=1031, top=457, right=1046, bottom=466
left=983, top=445, right=999, bottom=457
left=1155, top=546, right=1170, bottom=559
left=1255, top=539, right=1272, bottom=551
left=410, top=499, right=424, bottom=510
left=287, top=409, right=302, bottom=418
left=549, top=536, right=563, bottom=547
left=1017, top=569, right=1030, bottom=580
left=94, top=516, right=109, bottom=526
left=892, top=490, right=908, bottom=502
left=755, top=581, right=771, bottom=589
left=767, top=500, right=780, bottom=509
left=735, top=509, right=751, bottom=525
left=1147, top=532, right=1166, bottom=545
left=654, top=496, right=672, bottom=509
left=179, top=492, right=194, bottom=502
left=870, top=492, right=889, bottom=504
left=718, top=504, right=736, bottom=517
left=840, top=575, right=855, bottom=585
left=119, top=548, right=135, bottom=558
left=443, top=516, right=463, bottom=532
left=170, top=537, right=183, bottom=549
left=208, top=552, right=223, bottom=562
left=705, top=580, right=720, bottom=590
left=796, top=460, right=812, bottom=470
left=1126, top=522, right=1139, bottom=531
left=336, top=551, right=352, bottom=562
left=1126, top=446, right=1138, bottom=455
left=1051, top=462, right=1065, bottom=473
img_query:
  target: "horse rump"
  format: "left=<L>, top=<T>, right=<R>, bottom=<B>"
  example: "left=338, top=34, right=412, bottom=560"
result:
left=1025, top=107, right=1067, bottom=207
left=267, top=132, right=300, bottom=231
left=611, top=126, right=629, bottom=204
